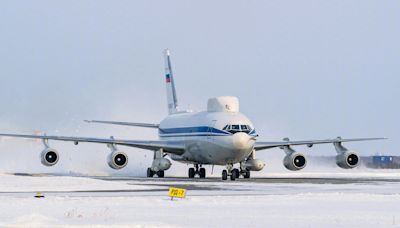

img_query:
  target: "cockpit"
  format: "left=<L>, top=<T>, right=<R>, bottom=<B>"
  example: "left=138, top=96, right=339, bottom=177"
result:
left=222, top=124, right=253, bottom=134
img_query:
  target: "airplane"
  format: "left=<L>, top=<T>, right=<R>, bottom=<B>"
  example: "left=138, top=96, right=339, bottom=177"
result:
left=0, top=49, right=386, bottom=181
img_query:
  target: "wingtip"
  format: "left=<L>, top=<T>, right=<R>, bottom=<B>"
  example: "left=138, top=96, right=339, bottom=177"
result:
left=367, top=137, right=388, bottom=141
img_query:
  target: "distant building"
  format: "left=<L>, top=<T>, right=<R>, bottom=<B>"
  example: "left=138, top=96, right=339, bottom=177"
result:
left=312, top=155, right=400, bottom=169
left=366, top=155, right=400, bottom=169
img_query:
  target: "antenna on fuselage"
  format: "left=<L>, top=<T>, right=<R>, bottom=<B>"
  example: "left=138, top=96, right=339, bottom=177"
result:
left=163, top=49, right=179, bottom=115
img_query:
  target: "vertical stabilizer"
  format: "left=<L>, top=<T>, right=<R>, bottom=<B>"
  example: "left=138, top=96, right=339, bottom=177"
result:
left=163, top=49, right=179, bottom=114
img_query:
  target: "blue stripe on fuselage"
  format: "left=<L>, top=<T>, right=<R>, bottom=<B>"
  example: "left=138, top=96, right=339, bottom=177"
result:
left=159, top=133, right=228, bottom=138
left=159, top=126, right=230, bottom=135
left=158, top=126, right=258, bottom=138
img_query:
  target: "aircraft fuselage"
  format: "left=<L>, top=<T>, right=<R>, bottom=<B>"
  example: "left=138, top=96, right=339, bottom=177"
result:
left=159, top=111, right=258, bottom=165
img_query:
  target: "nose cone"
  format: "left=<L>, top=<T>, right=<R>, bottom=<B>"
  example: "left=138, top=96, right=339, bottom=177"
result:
left=232, top=132, right=255, bottom=150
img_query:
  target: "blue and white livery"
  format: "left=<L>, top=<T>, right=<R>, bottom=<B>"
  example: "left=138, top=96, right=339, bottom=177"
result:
left=0, top=50, right=386, bottom=180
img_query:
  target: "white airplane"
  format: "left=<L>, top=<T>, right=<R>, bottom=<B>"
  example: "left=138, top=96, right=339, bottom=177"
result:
left=0, top=50, right=385, bottom=180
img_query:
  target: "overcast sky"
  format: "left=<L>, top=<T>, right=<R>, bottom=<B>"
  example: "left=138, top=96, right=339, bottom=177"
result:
left=0, top=1, right=398, bottom=174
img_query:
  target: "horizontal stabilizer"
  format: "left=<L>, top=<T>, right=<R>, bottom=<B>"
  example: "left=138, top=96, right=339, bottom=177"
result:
left=84, top=120, right=159, bottom=128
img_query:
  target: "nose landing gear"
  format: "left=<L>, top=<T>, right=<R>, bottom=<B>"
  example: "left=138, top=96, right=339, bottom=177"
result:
left=243, top=169, right=251, bottom=179
left=222, top=165, right=251, bottom=181
left=222, top=164, right=238, bottom=181
left=188, top=164, right=206, bottom=179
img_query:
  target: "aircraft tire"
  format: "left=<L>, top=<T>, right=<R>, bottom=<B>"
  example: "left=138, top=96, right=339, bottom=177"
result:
left=233, top=169, right=240, bottom=178
left=199, top=168, right=206, bottom=178
left=222, top=170, right=228, bottom=180
left=157, top=170, right=165, bottom=178
left=147, top=168, right=154, bottom=178
left=230, top=172, right=236, bottom=181
left=189, top=168, right=195, bottom=178
left=244, top=170, right=250, bottom=179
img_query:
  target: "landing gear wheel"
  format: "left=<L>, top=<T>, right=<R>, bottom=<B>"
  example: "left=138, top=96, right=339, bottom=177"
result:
left=157, top=170, right=165, bottom=178
left=243, top=170, right=251, bottom=179
left=222, top=170, right=228, bottom=180
left=199, top=168, right=206, bottom=178
left=232, top=169, right=240, bottom=179
left=230, top=172, right=236, bottom=181
left=189, top=168, right=195, bottom=178
left=147, top=168, right=154, bottom=178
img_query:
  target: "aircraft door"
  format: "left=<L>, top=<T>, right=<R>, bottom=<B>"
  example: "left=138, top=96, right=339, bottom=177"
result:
left=207, top=120, right=217, bottom=140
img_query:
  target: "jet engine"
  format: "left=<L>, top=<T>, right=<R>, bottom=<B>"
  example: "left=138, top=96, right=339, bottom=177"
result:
left=336, top=152, right=359, bottom=169
left=41, top=148, right=59, bottom=167
left=107, top=151, right=129, bottom=170
left=280, top=141, right=307, bottom=171
left=333, top=139, right=359, bottom=169
left=243, top=158, right=265, bottom=171
left=283, top=153, right=307, bottom=171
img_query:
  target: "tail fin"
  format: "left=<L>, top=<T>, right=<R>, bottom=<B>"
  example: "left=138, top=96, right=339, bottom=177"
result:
left=163, top=49, right=179, bottom=114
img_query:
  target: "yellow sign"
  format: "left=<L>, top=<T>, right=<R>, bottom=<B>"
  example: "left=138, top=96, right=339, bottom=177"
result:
left=168, top=187, right=186, bottom=199
left=35, top=192, right=45, bottom=198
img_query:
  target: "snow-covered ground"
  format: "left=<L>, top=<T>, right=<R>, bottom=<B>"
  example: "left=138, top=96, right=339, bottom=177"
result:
left=0, top=173, right=400, bottom=227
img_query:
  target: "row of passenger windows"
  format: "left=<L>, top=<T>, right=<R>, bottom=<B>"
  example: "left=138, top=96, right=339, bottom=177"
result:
left=222, top=125, right=252, bottom=134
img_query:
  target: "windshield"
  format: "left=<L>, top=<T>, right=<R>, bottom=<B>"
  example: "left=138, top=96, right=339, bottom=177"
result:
left=223, top=124, right=253, bottom=134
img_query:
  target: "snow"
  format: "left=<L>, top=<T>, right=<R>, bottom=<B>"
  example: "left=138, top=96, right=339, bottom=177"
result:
left=0, top=174, right=163, bottom=192
left=0, top=173, right=400, bottom=227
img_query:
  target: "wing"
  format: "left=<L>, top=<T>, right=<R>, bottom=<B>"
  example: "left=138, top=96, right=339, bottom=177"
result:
left=254, top=137, right=386, bottom=151
left=0, top=133, right=184, bottom=155
left=84, top=120, right=159, bottom=128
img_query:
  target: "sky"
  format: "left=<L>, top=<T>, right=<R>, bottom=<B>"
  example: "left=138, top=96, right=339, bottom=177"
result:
left=0, top=1, right=398, bottom=175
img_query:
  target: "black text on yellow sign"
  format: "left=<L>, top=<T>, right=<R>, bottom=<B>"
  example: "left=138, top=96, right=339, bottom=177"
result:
left=169, top=187, right=186, bottom=200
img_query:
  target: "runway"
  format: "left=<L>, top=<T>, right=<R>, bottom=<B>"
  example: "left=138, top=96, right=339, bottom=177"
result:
left=1, top=174, right=400, bottom=198
left=96, top=175, right=400, bottom=184
left=1, top=173, right=400, bottom=227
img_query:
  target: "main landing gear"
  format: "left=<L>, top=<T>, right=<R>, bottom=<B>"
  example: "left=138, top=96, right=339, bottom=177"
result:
left=146, top=149, right=171, bottom=178
left=147, top=168, right=165, bottom=178
left=188, top=164, right=206, bottom=179
left=222, top=164, right=251, bottom=181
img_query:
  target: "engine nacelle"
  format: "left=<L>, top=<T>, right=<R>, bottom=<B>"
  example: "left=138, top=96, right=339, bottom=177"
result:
left=107, top=151, right=128, bottom=170
left=151, top=158, right=172, bottom=172
left=333, top=140, right=359, bottom=169
left=41, top=148, right=59, bottom=167
left=336, top=152, right=359, bottom=169
left=283, top=153, right=307, bottom=171
left=244, top=159, right=265, bottom=171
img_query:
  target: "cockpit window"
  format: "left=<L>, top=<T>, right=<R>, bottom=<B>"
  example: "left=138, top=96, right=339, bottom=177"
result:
left=222, top=124, right=253, bottom=134
left=241, top=125, right=251, bottom=133
left=231, top=125, right=240, bottom=130
left=228, top=125, right=239, bottom=134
